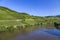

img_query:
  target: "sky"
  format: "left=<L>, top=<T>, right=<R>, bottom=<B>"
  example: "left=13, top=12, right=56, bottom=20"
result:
left=0, top=0, right=60, bottom=16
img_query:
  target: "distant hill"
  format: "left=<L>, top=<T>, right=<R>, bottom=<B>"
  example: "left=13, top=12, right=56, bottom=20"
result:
left=0, top=6, right=31, bottom=20
left=0, top=6, right=41, bottom=26
left=0, top=6, right=60, bottom=20
left=55, top=15, right=60, bottom=17
left=45, top=15, right=60, bottom=18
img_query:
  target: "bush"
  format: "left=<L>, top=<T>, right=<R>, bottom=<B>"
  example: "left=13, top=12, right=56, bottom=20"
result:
left=0, top=26, right=7, bottom=32
left=7, top=26, right=15, bottom=32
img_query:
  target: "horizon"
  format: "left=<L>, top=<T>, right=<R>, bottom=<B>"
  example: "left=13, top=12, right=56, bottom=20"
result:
left=0, top=0, right=60, bottom=16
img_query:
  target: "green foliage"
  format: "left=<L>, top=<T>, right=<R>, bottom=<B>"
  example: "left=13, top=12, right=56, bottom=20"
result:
left=0, top=26, right=7, bottom=32
left=7, top=26, right=15, bottom=32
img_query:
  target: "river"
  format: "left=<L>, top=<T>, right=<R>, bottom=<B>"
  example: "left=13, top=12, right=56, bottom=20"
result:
left=10, top=28, right=60, bottom=40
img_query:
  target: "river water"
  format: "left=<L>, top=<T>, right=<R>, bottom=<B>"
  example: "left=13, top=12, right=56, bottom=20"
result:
left=11, top=28, right=60, bottom=40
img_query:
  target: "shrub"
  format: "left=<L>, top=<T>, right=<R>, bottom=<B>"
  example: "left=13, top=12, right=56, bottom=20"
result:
left=0, top=26, right=7, bottom=32
left=7, top=26, right=15, bottom=32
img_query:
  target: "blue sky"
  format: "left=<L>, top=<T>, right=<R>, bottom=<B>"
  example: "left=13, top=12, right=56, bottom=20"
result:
left=0, top=0, right=60, bottom=16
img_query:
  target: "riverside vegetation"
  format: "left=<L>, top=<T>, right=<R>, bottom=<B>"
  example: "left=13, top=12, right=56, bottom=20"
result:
left=0, top=6, right=60, bottom=40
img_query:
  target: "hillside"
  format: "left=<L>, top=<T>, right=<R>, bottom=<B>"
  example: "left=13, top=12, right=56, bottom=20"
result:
left=0, top=6, right=60, bottom=28
left=0, top=6, right=40, bottom=26
left=0, top=6, right=31, bottom=20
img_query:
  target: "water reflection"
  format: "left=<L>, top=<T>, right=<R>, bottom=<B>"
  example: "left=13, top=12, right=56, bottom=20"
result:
left=11, top=28, right=60, bottom=40
left=42, top=29, right=60, bottom=37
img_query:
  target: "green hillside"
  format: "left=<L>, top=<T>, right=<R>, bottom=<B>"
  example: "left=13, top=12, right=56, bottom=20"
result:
left=0, top=6, right=60, bottom=28
left=0, top=6, right=39, bottom=26
left=0, top=6, right=31, bottom=20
